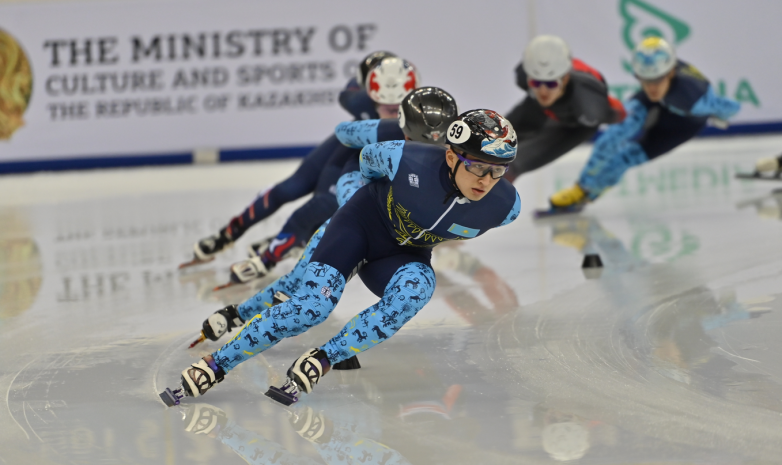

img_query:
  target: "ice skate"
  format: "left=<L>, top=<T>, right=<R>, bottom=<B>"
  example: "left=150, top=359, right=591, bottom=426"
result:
left=179, top=228, right=234, bottom=269
left=188, top=304, right=245, bottom=349
left=736, top=154, right=782, bottom=181
left=534, top=184, right=589, bottom=219
left=265, top=348, right=330, bottom=405
left=164, top=356, right=226, bottom=406
left=160, top=356, right=225, bottom=407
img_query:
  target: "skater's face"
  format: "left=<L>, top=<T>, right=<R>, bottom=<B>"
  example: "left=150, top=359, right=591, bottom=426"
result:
left=377, top=104, right=400, bottom=119
left=639, top=70, right=675, bottom=102
left=445, top=148, right=503, bottom=201
left=529, top=73, right=569, bottom=108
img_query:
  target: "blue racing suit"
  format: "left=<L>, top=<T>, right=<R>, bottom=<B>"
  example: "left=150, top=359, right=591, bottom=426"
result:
left=223, top=79, right=379, bottom=243
left=578, top=60, right=740, bottom=197
left=213, top=141, right=521, bottom=370
left=256, top=119, right=405, bottom=266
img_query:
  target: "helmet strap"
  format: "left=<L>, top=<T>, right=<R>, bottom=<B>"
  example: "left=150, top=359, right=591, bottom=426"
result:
left=443, top=160, right=465, bottom=203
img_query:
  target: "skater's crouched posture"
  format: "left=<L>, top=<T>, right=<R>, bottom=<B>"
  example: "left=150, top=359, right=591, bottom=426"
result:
left=505, top=35, right=625, bottom=181
left=544, top=37, right=741, bottom=215
left=172, top=109, right=521, bottom=405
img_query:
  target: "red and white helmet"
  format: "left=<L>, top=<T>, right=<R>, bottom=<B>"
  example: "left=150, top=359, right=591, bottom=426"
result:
left=366, top=57, right=420, bottom=105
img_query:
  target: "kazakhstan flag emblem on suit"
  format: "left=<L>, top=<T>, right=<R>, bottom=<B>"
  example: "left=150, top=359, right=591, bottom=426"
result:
left=447, top=223, right=480, bottom=238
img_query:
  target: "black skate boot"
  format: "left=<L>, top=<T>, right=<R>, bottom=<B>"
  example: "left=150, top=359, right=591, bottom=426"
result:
left=188, top=304, right=245, bottom=349
left=265, top=348, right=330, bottom=405
left=179, top=226, right=235, bottom=269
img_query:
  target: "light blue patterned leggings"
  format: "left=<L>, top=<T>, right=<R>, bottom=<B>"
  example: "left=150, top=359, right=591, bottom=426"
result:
left=212, top=219, right=437, bottom=371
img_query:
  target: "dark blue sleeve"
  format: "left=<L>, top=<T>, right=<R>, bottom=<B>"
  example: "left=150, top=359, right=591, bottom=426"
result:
left=376, top=119, right=405, bottom=142
left=663, top=61, right=710, bottom=115
left=338, top=79, right=379, bottom=121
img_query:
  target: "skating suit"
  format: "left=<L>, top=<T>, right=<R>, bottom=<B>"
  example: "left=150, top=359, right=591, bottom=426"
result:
left=224, top=78, right=378, bottom=248
left=212, top=141, right=521, bottom=370
left=578, top=60, right=740, bottom=196
left=505, top=58, right=626, bottom=179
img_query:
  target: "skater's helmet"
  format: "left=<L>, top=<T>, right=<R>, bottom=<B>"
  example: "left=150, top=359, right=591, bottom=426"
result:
left=366, top=57, right=420, bottom=105
left=399, top=87, right=458, bottom=145
left=632, top=37, right=676, bottom=81
left=522, top=35, right=572, bottom=81
left=446, top=109, right=517, bottom=164
left=356, top=50, right=397, bottom=88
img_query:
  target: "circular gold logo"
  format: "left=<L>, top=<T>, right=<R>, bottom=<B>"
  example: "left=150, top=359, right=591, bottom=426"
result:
left=0, top=29, right=32, bottom=140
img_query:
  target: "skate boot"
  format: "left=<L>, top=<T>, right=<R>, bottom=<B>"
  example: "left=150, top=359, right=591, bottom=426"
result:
left=179, top=227, right=234, bottom=269
left=289, top=406, right=334, bottom=444
left=535, top=184, right=589, bottom=219
left=188, top=304, right=245, bottom=349
left=182, top=356, right=226, bottom=398
left=755, top=154, right=782, bottom=178
left=265, top=348, right=330, bottom=405
left=182, top=403, right=229, bottom=437
left=159, top=356, right=226, bottom=407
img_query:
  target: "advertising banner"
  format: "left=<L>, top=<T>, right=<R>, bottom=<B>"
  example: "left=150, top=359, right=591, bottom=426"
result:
left=1, top=0, right=780, bottom=172
left=0, top=0, right=528, bottom=169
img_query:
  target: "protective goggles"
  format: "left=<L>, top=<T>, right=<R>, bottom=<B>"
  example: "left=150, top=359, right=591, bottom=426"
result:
left=528, top=78, right=562, bottom=89
left=454, top=151, right=509, bottom=179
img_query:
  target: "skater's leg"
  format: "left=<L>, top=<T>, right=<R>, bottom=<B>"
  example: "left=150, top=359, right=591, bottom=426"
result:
left=578, top=113, right=705, bottom=196
left=577, top=141, right=648, bottom=196
left=235, top=220, right=330, bottom=321
left=213, top=202, right=374, bottom=372
left=228, top=134, right=341, bottom=239
left=320, top=259, right=436, bottom=365
left=506, top=124, right=598, bottom=182
left=213, top=260, right=348, bottom=372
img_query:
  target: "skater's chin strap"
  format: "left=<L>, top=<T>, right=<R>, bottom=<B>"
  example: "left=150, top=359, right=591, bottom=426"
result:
left=444, top=160, right=466, bottom=204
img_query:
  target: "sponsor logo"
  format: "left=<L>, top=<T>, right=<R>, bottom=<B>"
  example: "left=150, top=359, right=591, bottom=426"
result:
left=320, top=286, right=332, bottom=299
left=0, top=29, right=32, bottom=141
left=408, top=173, right=419, bottom=188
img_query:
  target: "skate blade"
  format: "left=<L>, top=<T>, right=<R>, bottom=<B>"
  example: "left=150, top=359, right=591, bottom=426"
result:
left=265, top=386, right=298, bottom=406
left=159, top=388, right=182, bottom=407
left=212, top=281, right=241, bottom=292
left=735, top=172, right=782, bottom=181
left=533, top=205, right=584, bottom=219
left=188, top=333, right=206, bottom=349
left=332, top=355, right=361, bottom=370
left=178, top=257, right=215, bottom=270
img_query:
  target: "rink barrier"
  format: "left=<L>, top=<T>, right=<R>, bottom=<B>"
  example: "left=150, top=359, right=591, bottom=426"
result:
left=1, top=121, right=781, bottom=175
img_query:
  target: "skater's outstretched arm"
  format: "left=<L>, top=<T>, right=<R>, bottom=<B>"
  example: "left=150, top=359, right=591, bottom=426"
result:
left=359, top=140, right=405, bottom=183
left=335, top=118, right=405, bottom=149
left=689, top=85, right=740, bottom=121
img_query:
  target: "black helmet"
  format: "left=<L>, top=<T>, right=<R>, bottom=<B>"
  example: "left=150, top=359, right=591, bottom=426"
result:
left=399, top=87, right=458, bottom=145
left=356, top=51, right=397, bottom=88
left=446, top=109, right=517, bottom=164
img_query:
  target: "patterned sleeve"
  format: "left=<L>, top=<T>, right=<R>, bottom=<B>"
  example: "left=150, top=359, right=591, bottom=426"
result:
left=593, top=98, right=648, bottom=155
left=359, top=140, right=406, bottom=184
left=335, top=171, right=364, bottom=207
left=689, top=85, right=741, bottom=120
left=335, top=120, right=381, bottom=148
left=499, top=191, right=521, bottom=227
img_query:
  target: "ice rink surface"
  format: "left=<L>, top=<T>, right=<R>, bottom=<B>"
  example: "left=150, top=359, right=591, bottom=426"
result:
left=2, top=135, right=782, bottom=464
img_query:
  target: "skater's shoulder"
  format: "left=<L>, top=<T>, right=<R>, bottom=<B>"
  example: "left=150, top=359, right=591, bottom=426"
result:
left=667, top=60, right=710, bottom=104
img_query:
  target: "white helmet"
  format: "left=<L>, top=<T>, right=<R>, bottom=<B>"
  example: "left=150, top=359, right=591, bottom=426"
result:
left=366, top=57, right=420, bottom=105
left=522, top=35, right=572, bottom=81
left=632, top=37, right=676, bottom=81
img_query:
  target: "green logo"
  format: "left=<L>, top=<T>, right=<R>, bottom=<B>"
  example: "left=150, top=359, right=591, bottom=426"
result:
left=613, top=0, right=760, bottom=107
left=619, top=0, right=690, bottom=73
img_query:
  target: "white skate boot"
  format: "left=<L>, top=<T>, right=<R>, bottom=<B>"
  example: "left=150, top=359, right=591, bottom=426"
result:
left=265, top=348, right=330, bottom=405
left=181, top=357, right=225, bottom=398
